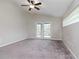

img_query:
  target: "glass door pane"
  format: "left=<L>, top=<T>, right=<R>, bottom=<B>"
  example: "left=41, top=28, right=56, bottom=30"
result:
left=36, top=24, right=42, bottom=38
left=43, top=24, right=51, bottom=38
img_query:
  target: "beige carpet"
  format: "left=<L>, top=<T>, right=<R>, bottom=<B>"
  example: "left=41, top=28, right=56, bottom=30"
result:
left=0, top=39, right=74, bottom=59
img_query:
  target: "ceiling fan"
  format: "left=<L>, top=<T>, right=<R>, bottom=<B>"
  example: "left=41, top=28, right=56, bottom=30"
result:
left=21, top=0, right=42, bottom=11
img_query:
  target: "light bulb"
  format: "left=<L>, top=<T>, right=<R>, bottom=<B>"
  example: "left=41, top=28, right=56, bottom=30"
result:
left=30, top=5, right=34, bottom=8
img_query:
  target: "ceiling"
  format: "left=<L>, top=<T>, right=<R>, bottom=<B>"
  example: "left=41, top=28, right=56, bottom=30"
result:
left=15, top=0, right=74, bottom=17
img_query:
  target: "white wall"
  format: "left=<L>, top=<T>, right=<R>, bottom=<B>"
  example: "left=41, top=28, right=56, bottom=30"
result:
left=0, top=0, right=29, bottom=47
left=26, top=14, right=62, bottom=40
left=0, top=0, right=62, bottom=47
left=63, top=23, right=79, bottom=59
left=63, top=6, right=79, bottom=59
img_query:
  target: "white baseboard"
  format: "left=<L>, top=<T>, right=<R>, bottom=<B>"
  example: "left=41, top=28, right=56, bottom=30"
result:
left=0, top=37, right=62, bottom=47
left=63, top=41, right=78, bottom=59
left=27, top=37, right=62, bottom=40
left=0, top=38, right=27, bottom=47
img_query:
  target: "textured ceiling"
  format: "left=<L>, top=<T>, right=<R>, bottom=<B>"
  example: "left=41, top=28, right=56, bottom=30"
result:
left=15, top=0, right=74, bottom=17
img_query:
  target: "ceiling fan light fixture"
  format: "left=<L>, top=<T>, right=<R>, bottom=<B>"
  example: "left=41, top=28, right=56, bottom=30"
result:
left=21, top=0, right=42, bottom=11
left=30, top=5, right=34, bottom=8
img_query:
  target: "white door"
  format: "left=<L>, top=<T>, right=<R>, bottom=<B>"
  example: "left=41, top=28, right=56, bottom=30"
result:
left=36, top=23, right=51, bottom=39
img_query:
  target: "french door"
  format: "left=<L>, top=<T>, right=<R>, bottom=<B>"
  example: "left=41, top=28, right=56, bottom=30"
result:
left=36, top=23, right=51, bottom=39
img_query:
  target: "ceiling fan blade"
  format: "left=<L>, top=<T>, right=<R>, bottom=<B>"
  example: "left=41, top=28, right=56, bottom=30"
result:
left=35, top=2, right=42, bottom=5
left=27, top=0, right=30, bottom=3
left=21, top=5, right=29, bottom=6
left=34, top=7, right=40, bottom=10
left=29, top=8, right=32, bottom=11
left=31, top=1, right=34, bottom=4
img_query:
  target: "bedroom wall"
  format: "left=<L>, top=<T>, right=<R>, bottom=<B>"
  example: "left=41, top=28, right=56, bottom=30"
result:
left=26, top=14, right=62, bottom=40
left=0, top=0, right=30, bottom=47
left=63, top=6, right=79, bottom=59
left=0, top=0, right=62, bottom=47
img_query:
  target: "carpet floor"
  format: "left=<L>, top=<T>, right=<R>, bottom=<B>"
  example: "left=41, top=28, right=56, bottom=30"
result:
left=0, top=39, right=74, bottom=59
